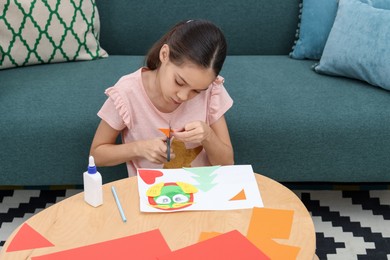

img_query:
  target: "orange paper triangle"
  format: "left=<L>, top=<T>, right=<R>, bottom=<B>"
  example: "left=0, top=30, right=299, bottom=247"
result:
left=7, top=223, right=54, bottom=252
left=158, top=128, right=172, bottom=138
left=229, top=189, right=247, bottom=201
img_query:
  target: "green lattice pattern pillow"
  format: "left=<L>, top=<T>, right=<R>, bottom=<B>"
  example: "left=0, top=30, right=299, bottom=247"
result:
left=0, top=0, right=107, bottom=70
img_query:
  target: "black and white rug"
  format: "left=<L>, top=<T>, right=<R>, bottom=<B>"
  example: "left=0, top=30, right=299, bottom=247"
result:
left=1, top=188, right=389, bottom=259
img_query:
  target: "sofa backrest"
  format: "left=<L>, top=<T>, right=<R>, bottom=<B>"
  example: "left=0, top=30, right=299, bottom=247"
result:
left=96, top=0, right=300, bottom=56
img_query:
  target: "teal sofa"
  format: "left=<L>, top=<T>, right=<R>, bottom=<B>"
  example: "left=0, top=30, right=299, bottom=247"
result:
left=1, top=0, right=390, bottom=186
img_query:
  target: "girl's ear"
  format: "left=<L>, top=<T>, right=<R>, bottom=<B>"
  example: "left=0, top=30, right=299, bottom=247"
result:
left=159, top=44, right=170, bottom=63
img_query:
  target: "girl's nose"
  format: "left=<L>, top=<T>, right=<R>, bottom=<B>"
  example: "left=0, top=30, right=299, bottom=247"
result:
left=177, top=89, right=190, bottom=101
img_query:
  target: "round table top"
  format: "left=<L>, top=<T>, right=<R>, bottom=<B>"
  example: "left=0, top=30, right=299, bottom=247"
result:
left=0, top=174, right=316, bottom=259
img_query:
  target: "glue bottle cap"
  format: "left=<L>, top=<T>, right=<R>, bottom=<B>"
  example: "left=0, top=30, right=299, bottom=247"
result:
left=88, top=156, right=97, bottom=174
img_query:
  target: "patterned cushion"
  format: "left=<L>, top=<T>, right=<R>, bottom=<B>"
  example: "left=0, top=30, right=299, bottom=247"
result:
left=0, top=0, right=107, bottom=70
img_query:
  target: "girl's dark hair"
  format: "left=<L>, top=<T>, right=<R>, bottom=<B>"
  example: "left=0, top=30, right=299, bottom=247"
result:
left=146, top=19, right=227, bottom=76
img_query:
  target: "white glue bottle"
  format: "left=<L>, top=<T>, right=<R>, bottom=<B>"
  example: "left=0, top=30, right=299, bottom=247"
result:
left=83, top=155, right=103, bottom=207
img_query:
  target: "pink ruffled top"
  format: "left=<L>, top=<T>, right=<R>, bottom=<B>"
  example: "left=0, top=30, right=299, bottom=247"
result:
left=97, top=68, right=233, bottom=176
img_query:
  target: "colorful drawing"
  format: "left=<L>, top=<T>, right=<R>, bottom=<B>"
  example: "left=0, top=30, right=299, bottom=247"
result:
left=146, top=182, right=198, bottom=210
left=137, top=165, right=263, bottom=212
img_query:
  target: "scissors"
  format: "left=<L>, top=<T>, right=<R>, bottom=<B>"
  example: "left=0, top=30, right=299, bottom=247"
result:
left=167, top=122, right=172, bottom=162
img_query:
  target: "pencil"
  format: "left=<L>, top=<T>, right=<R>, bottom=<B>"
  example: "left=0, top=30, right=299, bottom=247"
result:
left=111, top=186, right=127, bottom=222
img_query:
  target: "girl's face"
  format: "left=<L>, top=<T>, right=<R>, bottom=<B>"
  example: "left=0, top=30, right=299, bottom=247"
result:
left=157, top=45, right=216, bottom=112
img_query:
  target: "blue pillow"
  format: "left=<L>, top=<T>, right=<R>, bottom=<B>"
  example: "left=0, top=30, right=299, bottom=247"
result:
left=289, top=0, right=389, bottom=61
left=314, top=0, right=390, bottom=91
left=289, top=0, right=338, bottom=60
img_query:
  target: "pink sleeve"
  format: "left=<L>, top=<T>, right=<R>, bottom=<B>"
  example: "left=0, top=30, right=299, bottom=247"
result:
left=97, top=86, right=132, bottom=131
left=208, top=77, right=233, bottom=125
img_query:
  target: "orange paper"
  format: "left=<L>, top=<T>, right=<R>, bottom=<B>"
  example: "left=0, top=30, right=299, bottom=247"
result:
left=198, top=231, right=222, bottom=242
left=6, top=223, right=54, bottom=252
left=31, top=229, right=171, bottom=260
left=158, top=128, right=172, bottom=138
left=246, top=207, right=300, bottom=259
left=229, top=189, right=247, bottom=201
left=248, top=237, right=300, bottom=260
left=247, top=207, right=294, bottom=239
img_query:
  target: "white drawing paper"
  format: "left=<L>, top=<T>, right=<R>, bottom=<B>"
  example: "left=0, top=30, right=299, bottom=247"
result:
left=137, top=165, right=263, bottom=213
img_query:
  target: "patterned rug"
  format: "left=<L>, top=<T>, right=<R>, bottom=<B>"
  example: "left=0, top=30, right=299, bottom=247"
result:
left=1, top=188, right=389, bottom=259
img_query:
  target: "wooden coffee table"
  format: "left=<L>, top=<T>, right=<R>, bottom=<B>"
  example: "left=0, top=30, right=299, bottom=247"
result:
left=0, top=174, right=316, bottom=259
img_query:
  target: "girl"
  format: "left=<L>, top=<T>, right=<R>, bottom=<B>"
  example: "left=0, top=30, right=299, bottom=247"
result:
left=90, top=19, right=234, bottom=176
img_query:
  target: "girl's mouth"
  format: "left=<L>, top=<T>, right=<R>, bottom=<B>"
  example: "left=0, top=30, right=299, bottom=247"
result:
left=172, top=98, right=182, bottom=105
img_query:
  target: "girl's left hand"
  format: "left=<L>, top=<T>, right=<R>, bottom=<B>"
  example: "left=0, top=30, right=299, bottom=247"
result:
left=172, top=121, right=211, bottom=144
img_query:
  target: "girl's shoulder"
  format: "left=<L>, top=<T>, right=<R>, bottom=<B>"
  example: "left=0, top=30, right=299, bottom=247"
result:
left=104, top=68, right=145, bottom=105
left=113, top=68, right=143, bottom=90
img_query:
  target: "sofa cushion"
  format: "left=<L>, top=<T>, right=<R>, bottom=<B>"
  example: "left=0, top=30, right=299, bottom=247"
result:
left=314, top=0, right=390, bottom=90
left=0, top=0, right=107, bottom=70
left=289, top=0, right=338, bottom=60
left=290, top=0, right=389, bottom=61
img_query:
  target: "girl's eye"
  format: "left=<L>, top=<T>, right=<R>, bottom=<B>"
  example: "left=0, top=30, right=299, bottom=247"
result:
left=175, top=80, right=184, bottom=87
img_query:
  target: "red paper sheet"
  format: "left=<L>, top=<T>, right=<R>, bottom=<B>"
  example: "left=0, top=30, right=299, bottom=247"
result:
left=31, top=229, right=171, bottom=260
left=157, top=230, right=269, bottom=260
left=6, top=223, right=54, bottom=252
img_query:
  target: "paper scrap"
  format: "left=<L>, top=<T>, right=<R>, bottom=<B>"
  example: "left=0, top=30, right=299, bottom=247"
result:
left=6, top=223, right=54, bottom=252
left=229, top=189, right=247, bottom=201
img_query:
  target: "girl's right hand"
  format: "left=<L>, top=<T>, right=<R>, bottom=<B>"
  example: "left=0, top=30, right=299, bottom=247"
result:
left=135, top=137, right=174, bottom=164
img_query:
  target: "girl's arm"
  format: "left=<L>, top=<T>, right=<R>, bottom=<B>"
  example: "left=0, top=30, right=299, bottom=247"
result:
left=90, top=120, right=169, bottom=166
left=172, top=116, right=234, bottom=166
left=202, top=116, right=234, bottom=165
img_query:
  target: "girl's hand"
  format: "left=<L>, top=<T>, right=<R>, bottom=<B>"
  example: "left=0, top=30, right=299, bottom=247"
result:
left=135, top=137, right=175, bottom=164
left=172, top=121, right=211, bottom=144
